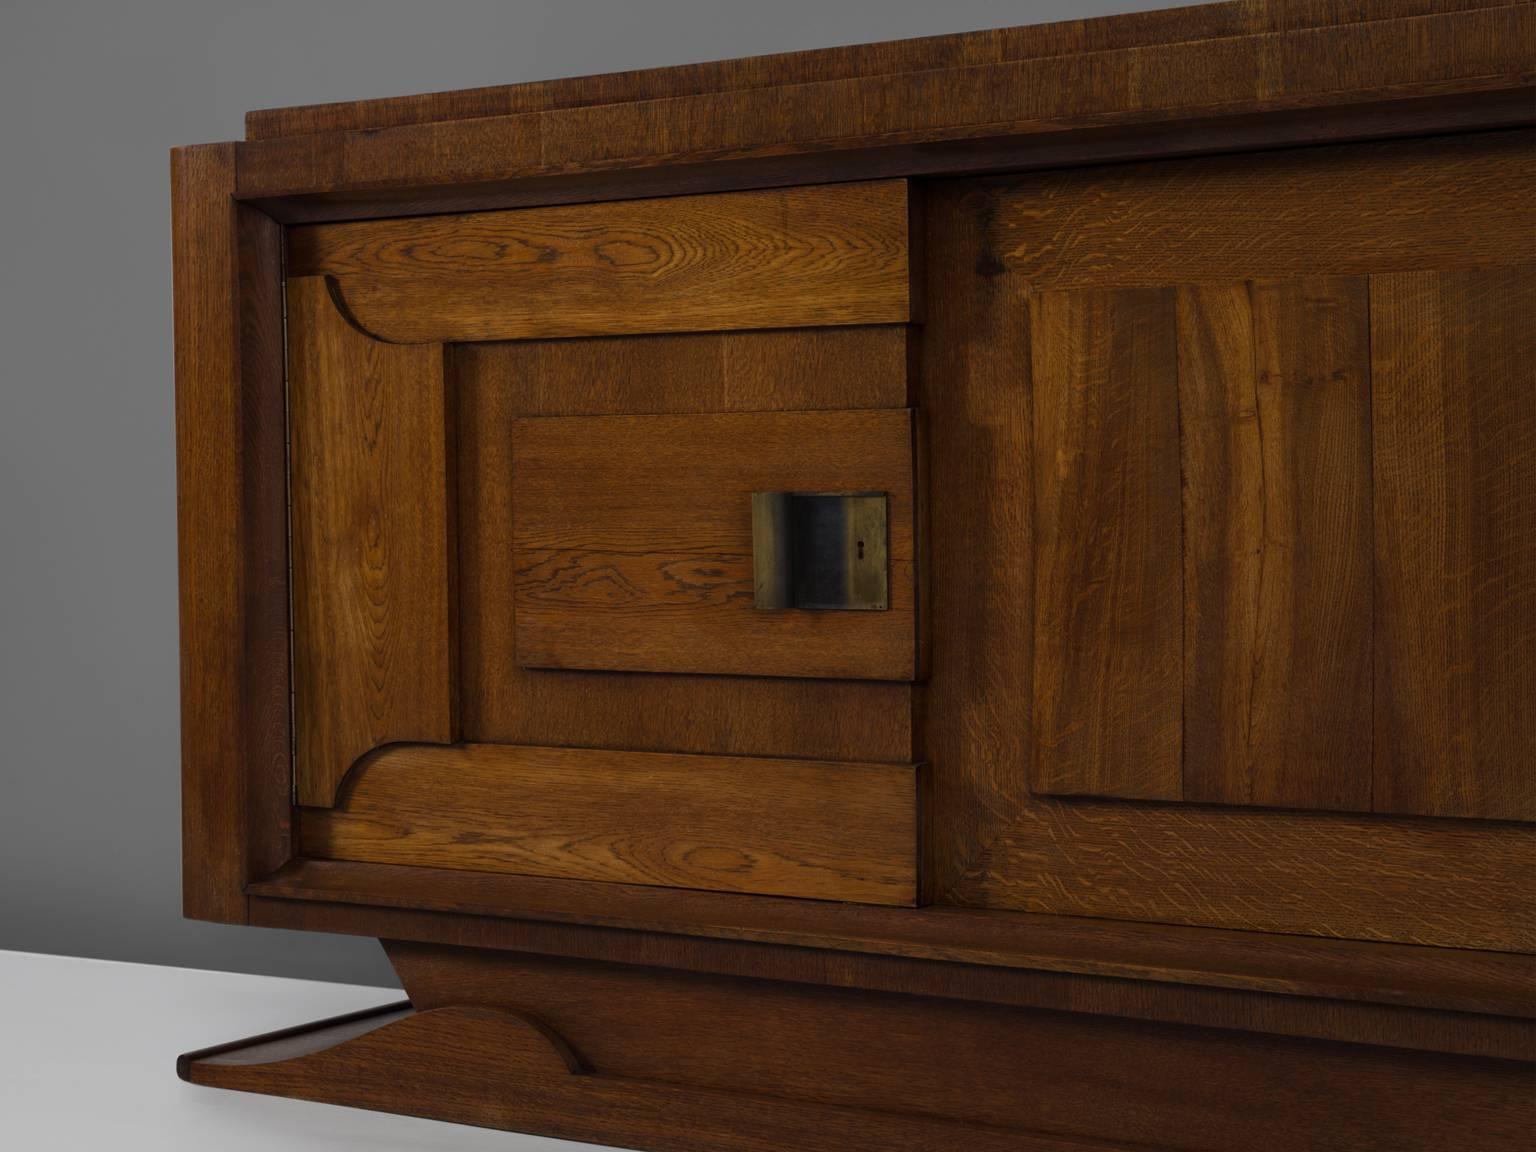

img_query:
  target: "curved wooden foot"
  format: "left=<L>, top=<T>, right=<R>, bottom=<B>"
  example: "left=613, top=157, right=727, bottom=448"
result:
left=178, top=994, right=1058, bottom=1152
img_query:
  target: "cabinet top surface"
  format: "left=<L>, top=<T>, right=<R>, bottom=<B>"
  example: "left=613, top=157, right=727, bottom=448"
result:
left=240, top=0, right=1533, bottom=143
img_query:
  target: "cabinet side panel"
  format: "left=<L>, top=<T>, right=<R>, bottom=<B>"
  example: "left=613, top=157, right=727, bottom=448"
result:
left=173, top=146, right=291, bottom=921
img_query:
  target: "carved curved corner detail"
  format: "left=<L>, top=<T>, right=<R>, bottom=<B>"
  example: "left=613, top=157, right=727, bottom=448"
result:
left=327, top=741, right=423, bottom=809
left=321, top=274, right=413, bottom=345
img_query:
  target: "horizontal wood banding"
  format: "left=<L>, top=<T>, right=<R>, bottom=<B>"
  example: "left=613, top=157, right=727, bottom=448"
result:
left=245, top=2, right=1498, bottom=141
left=250, top=858, right=1536, bottom=1021
left=996, top=130, right=1535, bottom=292
left=288, top=181, right=912, bottom=343
left=370, top=942, right=1536, bottom=1152
left=300, top=744, right=922, bottom=905
left=952, top=798, right=1535, bottom=952
left=235, top=8, right=1534, bottom=206
left=511, top=408, right=917, bottom=680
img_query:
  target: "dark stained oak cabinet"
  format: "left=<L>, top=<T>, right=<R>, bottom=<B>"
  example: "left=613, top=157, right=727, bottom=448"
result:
left=173, top=4, right=1536, bottom=1149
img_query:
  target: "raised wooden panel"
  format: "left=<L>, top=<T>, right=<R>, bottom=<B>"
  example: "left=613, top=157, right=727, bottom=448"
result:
left=511, top=408, right=917, bottom=680
left=287, top=181, right=913, bottom=343
left=300, top=744, right=922, bottom=905
left=1184, top=277, right=1375, bottom=808
left=1372, top=266, right=1536, bottom=821
left=1030, top=287, right=1183, bottom=801
left=457, top=335, right=916, bottom=763
left=287, top=277, right=456, bottom=806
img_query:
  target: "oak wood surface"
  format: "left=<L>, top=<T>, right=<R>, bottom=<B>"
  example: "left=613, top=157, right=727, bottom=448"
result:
left=234, top=5, right=1534, bottom=207
left=300, top=744, right=921, bottom=904
left=1372, top=265, right=1536, bottom=821
left=172, top=145, right=291, bottom=922
left=922, top=161, right=1536, bottom=946
left=186, top=1000, right=1095, bottom=1152
left=1177, top=281, right=1265, bottom=804
left=995, top=129, right=1535, bottom=291
left=288, top=181, right=912, bottom=343
left=511, top=408, right=917, bottom=680
left=1236, top=275, right=1375, bottom=808
left=174, top=9, right=1536, bottom=1148
left=457, top=333, right=916, bottom=762
left=1031, top=287, right=1184, bottom=801
left=249, top=891, right=1536, bottom=1063
left=376, top=942, right=1536, bottom=1152
left=915, top=188, right=1034, bottom=902
left=249, top=859, right=1536, bottom=1021
left=286, top=278, right=457, bottom=806
left=245, top=1, right=1515, bottom=141
left=999, top=129, right=1532, bottom=815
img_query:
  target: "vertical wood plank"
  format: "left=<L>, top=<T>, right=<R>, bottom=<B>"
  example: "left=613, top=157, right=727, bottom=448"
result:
left=1372, top=267, right=1536, bottom=821
left=287, top=277, right=456, bottom=806
left=173, top=145, right=292, bottom=921
left=1032, top=288, right=1183, bottom=801
left=1243, top=277, right=1374, bottom=810
left=917, top=185, right=1033, bottom=896
left=1179, top=283, right=1263, bottom=804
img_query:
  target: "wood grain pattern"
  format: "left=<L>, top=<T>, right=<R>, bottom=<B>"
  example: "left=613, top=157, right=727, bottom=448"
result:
left=185, top=1000, right=1095, bottom=1152
left=952, top=799, right=1535, bottom=952
left=1372, top=266, right=1536, bottom=820
left=300, top=744, right=921, bottom=905
left=925, top=148, right=1536, bottom=944
left=287, top=277, right=456, bottom=806
left=456, top=336, right=916, bottom=762
left=511, top=408, right=917, bottom=680
left=1178, top=282, right=1265, bottom=804
left=1243, top=276, right=1374, bottom=809
left=916, top=184, right=1034, bottom=898
left=251, top=859, right=1536, bottom=1021
left=1031, top=288, right=1183, bottom=800
left=247, top=1, right=1495, bottom=141
left=172, top=145, right=291, bottom=922
left=998, top=130, right=1536, bottom=291
left=288, top=181, right=912, bottom=343
left=248, top=888, right=1536, bottom=1063
left=235, top=6, right=1535, bottom=207
left=374, top=943, right=1536, bottom=1152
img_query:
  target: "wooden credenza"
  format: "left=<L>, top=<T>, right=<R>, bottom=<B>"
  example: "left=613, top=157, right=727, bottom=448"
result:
left=173, top=4, right=1536, bottom=1149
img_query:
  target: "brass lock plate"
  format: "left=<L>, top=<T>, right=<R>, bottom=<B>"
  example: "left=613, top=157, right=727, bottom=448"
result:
left=751, top=492, right=889, bottom=611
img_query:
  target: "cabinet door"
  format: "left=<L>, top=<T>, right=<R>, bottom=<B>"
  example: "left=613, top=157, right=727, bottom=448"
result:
left=924, top=131, right=1533, bottom=949
left=284, top=181, right=927, bottom=905
left=1014, top=135, right=1535, bottom=821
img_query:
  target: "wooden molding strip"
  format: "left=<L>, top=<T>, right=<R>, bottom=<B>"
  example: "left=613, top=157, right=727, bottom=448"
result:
left=234, top=7, right=1535, bottom=203
left=248, top=858, right=1536, bottom=1020
left=245, top=1, right=1521, bottom=141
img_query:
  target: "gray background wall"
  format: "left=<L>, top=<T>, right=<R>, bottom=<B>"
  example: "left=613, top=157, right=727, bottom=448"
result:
left=0, top=0, right=1183, bottom=988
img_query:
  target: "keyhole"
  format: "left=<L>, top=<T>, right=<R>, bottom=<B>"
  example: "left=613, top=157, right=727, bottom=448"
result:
left=857, top=540, right=865, bottom=560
